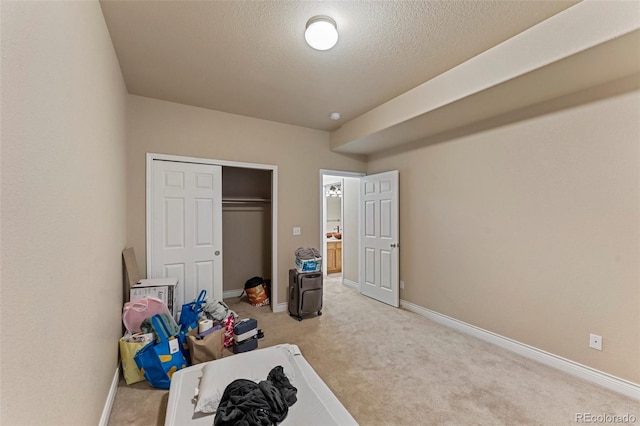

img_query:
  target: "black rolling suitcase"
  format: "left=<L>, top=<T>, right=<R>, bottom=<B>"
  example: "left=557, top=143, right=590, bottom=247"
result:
left=289, top=269, right=323, bottom=321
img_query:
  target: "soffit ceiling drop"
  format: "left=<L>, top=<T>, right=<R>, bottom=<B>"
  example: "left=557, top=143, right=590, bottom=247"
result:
left=100, top=0, right=577, bottom=134
left=330, top=2, right=640, bottom=154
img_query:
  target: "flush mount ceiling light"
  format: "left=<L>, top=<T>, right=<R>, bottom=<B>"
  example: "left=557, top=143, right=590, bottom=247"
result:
left=305, top=16, right=338, bottom=51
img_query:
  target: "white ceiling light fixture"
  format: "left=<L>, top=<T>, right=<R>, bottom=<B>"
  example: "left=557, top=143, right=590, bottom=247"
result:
left=305, top=16, right=338, bottom=51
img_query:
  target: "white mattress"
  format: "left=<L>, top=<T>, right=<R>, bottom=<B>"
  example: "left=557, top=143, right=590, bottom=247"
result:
left=165, top=344, right=358, bottom=426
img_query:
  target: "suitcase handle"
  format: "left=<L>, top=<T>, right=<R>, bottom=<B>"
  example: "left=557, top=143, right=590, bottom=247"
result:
left=304, top=273, right=322, bottom=279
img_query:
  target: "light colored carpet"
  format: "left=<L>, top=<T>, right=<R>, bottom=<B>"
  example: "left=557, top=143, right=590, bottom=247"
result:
left=108, top=275, right=639, bottom=425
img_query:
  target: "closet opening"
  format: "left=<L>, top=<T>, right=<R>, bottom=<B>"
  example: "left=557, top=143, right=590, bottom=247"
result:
left=221, top=166, right=273, bottom=300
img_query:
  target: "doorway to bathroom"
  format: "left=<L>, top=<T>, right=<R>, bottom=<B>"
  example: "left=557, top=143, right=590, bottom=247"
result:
left=319, top=170, right=365, bottom=289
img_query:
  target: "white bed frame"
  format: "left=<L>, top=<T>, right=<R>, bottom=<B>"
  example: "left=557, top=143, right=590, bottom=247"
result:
left=165, top=344, right=358, bottom=425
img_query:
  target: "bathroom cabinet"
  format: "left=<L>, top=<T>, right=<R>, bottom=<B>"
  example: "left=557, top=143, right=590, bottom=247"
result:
left=326, top=241, right=342, bottom=274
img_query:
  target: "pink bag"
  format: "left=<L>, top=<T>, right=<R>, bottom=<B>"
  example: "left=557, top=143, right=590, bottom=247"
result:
left=123, top=297, right=175, bottom=333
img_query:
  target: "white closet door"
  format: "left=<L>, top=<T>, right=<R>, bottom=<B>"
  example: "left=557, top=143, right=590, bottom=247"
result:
left=149, top=160, right=223, bottom=311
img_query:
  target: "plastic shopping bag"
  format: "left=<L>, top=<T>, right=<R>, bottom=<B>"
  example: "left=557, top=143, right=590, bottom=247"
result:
left=119, top=336, right=147, bottom=385
left=178, top=290, right=207, bottom=360
left=179, top=289, right=207, bottom=328
left=134, top=314, right=188, bottom=389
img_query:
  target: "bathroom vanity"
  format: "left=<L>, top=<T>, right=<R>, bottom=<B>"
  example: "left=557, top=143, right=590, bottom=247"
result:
left=326, top=240, right=342, bottom=274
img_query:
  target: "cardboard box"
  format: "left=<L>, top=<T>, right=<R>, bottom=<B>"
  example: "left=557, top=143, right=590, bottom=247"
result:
left=130, top=279, right=178, bottom=316
left=123, top=247, right=179, bottom=317
left=295, top=256, right=322, bottom=273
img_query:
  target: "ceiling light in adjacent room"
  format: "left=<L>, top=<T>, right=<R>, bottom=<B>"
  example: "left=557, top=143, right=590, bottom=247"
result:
left=329, top=112, right=341, bottom=120
left=305, top=16, right=338, bottom=51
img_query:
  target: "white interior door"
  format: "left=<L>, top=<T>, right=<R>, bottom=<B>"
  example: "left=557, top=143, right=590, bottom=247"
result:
left=149, top=159, right=223, bottom=311
left=359, top=170, right=399, bottom=307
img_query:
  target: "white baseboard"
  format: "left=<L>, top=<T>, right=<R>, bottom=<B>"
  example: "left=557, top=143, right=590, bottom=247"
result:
left=343, top=279, right=360, bottom=290
left=274, top=302, right=288, bottom=313
left=400, top=299, right=640, bottom=400
left=223, top=289, right=244, bottom=299
left=99, top=366, right=120, bottom=426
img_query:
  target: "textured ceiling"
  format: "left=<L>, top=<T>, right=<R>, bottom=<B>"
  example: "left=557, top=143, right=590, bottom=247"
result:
left=100, top=0, right=578, bottom=131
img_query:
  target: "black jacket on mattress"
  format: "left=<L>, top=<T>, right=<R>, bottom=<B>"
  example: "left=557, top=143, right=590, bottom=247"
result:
left=214, top=366, right=298, bottom=426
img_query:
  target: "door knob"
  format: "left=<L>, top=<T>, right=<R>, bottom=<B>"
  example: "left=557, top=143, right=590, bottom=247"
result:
left=214, top=250, right=221, bottom=256
left=390, top=243, right=398, bottom=248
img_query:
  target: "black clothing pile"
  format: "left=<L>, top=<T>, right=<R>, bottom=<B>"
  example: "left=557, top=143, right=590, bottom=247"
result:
left=214, top=366, right=298, bottom=426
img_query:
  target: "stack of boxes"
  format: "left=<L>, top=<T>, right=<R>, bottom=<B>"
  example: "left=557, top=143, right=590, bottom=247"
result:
left=129, top=278, right=178, bottom=317
left=233, top=318, right=259, bottom=353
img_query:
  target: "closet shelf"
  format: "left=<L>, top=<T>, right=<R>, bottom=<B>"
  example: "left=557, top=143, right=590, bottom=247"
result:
left=222, top=197, right=271, bottom=204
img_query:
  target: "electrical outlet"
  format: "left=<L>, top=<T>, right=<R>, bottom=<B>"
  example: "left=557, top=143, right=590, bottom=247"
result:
left=400, top=280, right=405, bottom=289
left=589, top=333, right=602, bottom=351
left=293, top=227, right=301, bottom=236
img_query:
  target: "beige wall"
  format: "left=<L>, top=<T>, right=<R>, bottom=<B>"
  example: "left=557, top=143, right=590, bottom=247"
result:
left=368, top=89, right=640, bottom=383
left=223, top=206, right=271, bottom=292
left=126, top=95, right=366, bottom=305
left=1, top=1, right=128, bottom=424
